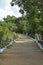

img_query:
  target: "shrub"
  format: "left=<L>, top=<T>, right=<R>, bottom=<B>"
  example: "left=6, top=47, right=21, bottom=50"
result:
left=13, top=32, right=18, bottom=40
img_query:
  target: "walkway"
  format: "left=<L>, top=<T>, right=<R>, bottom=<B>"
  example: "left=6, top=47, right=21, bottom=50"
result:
left=0, top=34, right=43, bottom=65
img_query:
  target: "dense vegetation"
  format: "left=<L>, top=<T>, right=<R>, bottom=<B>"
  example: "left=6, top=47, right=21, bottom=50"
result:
left=11, top=0, right=43, bottom=38
left=0, top=0, right=43, bottom=48
left=0, top=14, right=43, bottom=48
left=0, top=16, right=18, bottom=48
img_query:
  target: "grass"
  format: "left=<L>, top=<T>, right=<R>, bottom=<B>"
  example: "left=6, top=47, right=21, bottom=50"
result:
left=0, top=41, right=9, bottom=48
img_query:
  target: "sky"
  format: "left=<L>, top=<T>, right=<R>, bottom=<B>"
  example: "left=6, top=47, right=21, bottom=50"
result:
left=0, top=0, right=22, bottom=20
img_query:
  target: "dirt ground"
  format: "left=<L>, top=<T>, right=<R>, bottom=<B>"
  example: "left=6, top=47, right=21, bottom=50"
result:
left=0, top=34, right=43, bottom=65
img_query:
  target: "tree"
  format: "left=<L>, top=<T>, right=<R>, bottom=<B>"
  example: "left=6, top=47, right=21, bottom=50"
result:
left=3, top=15, right=16, bottom=23
left=3, top=16, right=17, bottom=32
left=11, top=0, right=43, bottom=37
left=7, top=22, right=17, bottom=32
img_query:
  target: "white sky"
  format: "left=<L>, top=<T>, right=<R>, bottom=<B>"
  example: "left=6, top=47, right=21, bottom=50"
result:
left=0, top=0, right=22, bottom=20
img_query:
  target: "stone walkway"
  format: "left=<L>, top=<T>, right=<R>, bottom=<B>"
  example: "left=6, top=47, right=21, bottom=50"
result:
left=0, top=34, right=43, bottom=65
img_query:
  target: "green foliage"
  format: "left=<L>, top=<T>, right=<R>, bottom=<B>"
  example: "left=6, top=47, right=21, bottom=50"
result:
left=0, top=41, right=9, bottom=48
left=0, top=0, right=43, bottom=48
left=12, top=0, right=43, bottom=37
left=20, top=20, right=28, bottom=33
left=7, top=22, right=17, bottom=32
left=3, top=15, right=16, bottom=23
left=13, top=33, right=18, bottom=40
left=0, top=26, right=4, bottom=42
left=2, top=27, right=10, bottom=40
left=0, top=16, right=18, bottom=48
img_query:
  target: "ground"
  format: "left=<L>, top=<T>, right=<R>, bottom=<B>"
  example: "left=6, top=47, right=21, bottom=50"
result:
left=0, top=34, right=43, bottom=65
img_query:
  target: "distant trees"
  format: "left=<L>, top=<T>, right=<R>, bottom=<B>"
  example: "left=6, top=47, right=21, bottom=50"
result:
left=3, top=15, right=17, bottom=32
left=3, top=15, right=16, bottom=23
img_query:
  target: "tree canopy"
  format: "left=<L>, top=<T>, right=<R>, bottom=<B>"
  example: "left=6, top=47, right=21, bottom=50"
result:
left=11, top=0, right=43, bottom=37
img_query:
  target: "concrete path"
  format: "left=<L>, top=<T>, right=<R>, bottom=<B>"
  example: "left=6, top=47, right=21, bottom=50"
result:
left=0, top=34, right=43, bottom=65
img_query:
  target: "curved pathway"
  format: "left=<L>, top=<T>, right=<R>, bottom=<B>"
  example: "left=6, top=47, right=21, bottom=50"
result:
left=0, top=34, right=43, bottom=65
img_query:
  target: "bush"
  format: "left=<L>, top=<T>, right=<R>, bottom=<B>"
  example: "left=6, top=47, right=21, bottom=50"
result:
left=0, top=26, right=4, bottom=42
left=0, top=26, right=10, bottom=48
left=13, top=33, right=18, bottom=40
left=0, top=41, right=9, bottom=48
